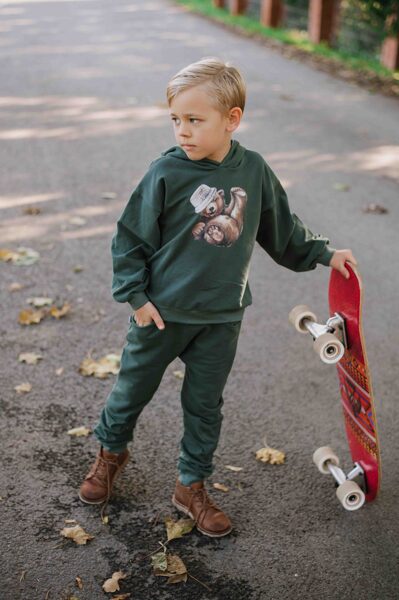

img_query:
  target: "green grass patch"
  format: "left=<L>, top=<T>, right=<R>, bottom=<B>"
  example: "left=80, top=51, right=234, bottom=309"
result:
left=175, top=0, right=398, bottom=79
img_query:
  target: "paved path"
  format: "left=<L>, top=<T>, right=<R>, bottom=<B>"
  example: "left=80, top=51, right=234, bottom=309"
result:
left=1, top=1, right=398, bottom=598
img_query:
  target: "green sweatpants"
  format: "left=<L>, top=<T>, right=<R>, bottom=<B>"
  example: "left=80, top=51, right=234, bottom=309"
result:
left=93, top=318, right=241, bottom=483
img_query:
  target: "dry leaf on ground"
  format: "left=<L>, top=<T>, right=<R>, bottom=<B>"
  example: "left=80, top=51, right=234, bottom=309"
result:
left=56, top=367, right=64, bottom=376
left=173, top=370, right=184, bottom=379
left=213, top=482, right=229, bottom=493
left=18, top=308, right=47, bottom=325
left=0, top=247, right=40, bottom=265
left=164, top=516, right=195, bottom=541
left=111, top=595, right=131, bottom=600
left=27, top=297, right=53, bottom=307
left=79, top=353, right=121, bottom=379
left=333, top=183, right=350, bottom=192
left=102, top=571, right=127, bottom=593
left=75, top=576, right=83, bottom=589
left=153, top=552, right=187, bottom=584
left=255, top=446, right=285, bottom=465
left=23, top=206, right=41, bottom=215
left=8, top=282, right=24, bottom=292
left=49, top=303, right=71, bottom=319
left=18, top=352, right=43, bottom=365
left=69, top=216, right=87, bottom=226
left=60, top=525, right=94, bottom=545
left=67, top=426, right=91, bottom=437
left=363, top=203, right=388, bottom=214
left=224, top=465, right=243, bottom=472
left=15, top=383, right=32, bottom=394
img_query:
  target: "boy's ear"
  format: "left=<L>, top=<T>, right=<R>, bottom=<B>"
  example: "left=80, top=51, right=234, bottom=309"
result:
left=226, top=107, right=242, bottom=131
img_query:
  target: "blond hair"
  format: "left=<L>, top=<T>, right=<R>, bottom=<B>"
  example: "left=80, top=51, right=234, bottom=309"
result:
left=166, top=57, right=246, bottom=116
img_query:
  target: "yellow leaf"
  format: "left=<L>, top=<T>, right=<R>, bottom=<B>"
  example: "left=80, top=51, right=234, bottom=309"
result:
left=102, top=515, right=109, bottom=525
left=164, top=516, right=195, bottom=541
left=60, top=525, right=94, bottom=545
left=102, top=571, right=127, bottom=593
left=49, top=303, right=71, bottom=319
left=15, top=383, right=32, bottom=394
left=18, top=308, right=46, bottom=325
left=213, top=482, right=229, bottom=493
left=112, top=595, right=131, bottom=600
left=73, top=265, right=84, bottom=273
left=67, top=426, right=91, bottom=437
left=154, top=553, right=187, bottom=582
left=64, top=519, right=77, bottom=524
left=224, top=465, right=243, bottom=472
left=255, top=446, right=285, bottom=465
left=75, top=576, right=83, bottom=589
left=79, top=353, right=121, bottom=379
left=18, top=352, right=43, bottom=365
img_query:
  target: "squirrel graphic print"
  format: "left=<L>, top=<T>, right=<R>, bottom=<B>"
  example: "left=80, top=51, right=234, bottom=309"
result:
left=190, top=184, right=247, bottom=247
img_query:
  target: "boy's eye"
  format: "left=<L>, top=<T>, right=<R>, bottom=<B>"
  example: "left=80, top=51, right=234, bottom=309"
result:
left=171, top=117, right=200, bottom=124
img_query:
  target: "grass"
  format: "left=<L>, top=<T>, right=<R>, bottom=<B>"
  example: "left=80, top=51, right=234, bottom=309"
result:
left=175, top=0, right=399, bottom=81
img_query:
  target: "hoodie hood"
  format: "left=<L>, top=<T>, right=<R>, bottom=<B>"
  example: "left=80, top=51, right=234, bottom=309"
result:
left=161, top=139, right=246, bottom=170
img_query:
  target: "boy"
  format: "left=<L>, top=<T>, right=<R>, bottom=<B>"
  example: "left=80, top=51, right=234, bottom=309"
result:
left=79, top=57, right=356, bottom=537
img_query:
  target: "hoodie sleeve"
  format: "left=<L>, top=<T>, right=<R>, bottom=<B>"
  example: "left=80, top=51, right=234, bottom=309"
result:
left=256, top=162, right=335, bottom=271
left=111, top=165, right=165, bottom=310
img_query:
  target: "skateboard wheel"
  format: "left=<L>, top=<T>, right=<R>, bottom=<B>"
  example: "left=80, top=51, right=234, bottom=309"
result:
left=313, top=333, right=345, bottom=364
left=336, top=480, right=366, bottom=511
left=313, top=446, right=340, bottom=474
left=288, top=304, right=317, bottom=334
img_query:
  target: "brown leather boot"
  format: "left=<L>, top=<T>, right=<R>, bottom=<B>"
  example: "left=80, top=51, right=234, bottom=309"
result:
left=78, top=447, right=129, bottom=504
left=172, top=479, right=232, bottom=537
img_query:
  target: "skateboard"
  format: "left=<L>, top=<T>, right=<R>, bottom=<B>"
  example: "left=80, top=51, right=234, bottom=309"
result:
left=289, top=263, right=381, bottom=511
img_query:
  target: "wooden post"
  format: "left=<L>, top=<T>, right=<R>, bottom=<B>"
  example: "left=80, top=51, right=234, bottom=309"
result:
left=213, top=0, right=226, bottom=8
left=229, top=0, right=248, bottom=16
left=260, top=0, right=284, bottom=28
left=381, top=13, right=399, bottom=70
left=308, top=0, right=340, bottom=45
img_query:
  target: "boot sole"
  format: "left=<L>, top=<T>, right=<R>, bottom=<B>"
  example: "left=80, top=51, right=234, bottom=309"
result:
left=171, top=495, right=232, bottom=538
left=78, top=452, right=130, bottom=505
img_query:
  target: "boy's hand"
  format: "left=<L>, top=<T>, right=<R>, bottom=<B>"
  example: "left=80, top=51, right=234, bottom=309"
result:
left=329, top=249, right=357, bottom=279
left=133, top=301, right=165, bottom=329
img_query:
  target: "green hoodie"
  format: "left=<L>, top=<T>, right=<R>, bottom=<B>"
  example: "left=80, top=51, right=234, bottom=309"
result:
left=111, top=139, right=334, bottom=323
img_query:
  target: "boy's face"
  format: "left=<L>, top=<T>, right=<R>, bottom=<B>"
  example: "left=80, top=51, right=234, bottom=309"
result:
left=169, top=84, right=242, bottom=163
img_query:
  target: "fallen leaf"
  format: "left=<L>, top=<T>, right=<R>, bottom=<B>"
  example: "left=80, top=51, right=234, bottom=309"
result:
left=23, top=206, right=41, bottom=215
left=55, top=367, right=64, bottom=376
left=13, top=247, right=40, bottom=265
left=173, top=370, right=184, bottom=379
left=69, top=216, right=87, bottom=226
left=79, top=353, right=121, bottom=379
left=27, top=297, right=53, bottom=307
left=363, top=203, right=388, bottom=214
left=213, top=482, right=229, bottom=493
left=255, top=446, right=285, bottom=465
left=18, top=352, right=43, bottom=365
left=153, top=553, right=187, bottom=583
left=164, top=516, right=195, bottom=541
left=67, top=426, right=91, bottom=437
left=8, top=282, right=24, bottom=292
left=102, top=515, right=109, bottom=525
left=102, top=571, right=127, bottom=593
left=224, top=465, right=243, bottom=472
left=18, top=308, right=46, bottom=325
left=64, top=519, right=77, bottom=524
left=73, top=265, right=84, bottom=273
left=75, top=576, right=83, bottom=589
left=151, top=552, right=168, bottom=572
left=60, top=525, right=94, bottom=545
left=15, top=383, right=32, bottom=394
left=111, top=595, right=131, bottom=600
left=333, top=183, right=350, bottom=192
left=102, top=192, right=116, bottom=200
left=0, top=248, right=21, bottom=262
left=49, top=303, right=71, bottom=319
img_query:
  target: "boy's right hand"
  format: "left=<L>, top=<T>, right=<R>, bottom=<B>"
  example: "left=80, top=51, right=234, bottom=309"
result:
left=133, top=302, right=165, bottom=329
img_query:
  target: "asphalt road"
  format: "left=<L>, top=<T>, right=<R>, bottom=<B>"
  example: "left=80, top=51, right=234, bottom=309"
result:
left=1, top=1, right=398, bottom=599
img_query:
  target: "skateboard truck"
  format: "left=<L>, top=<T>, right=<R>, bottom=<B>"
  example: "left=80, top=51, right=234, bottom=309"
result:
left=288, top=305, right=347, bottom=364
left=313, top=447, right=366, bottom=510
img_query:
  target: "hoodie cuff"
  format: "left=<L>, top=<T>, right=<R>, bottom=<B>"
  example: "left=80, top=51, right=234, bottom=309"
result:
left=317, top=245, right=335, bottom=267
left=128, top=292, right=149, bottom=311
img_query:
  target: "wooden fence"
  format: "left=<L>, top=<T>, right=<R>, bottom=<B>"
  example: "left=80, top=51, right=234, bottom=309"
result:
left=212, top=0, right=399, bottom=70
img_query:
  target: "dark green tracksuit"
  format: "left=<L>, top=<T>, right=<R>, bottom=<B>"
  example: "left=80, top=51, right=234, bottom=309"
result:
left=93, top=140, right=334, bottom=484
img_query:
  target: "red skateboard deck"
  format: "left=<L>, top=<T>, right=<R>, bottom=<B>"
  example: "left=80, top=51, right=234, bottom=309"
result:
left=328, top=263, right=381, bottom=501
